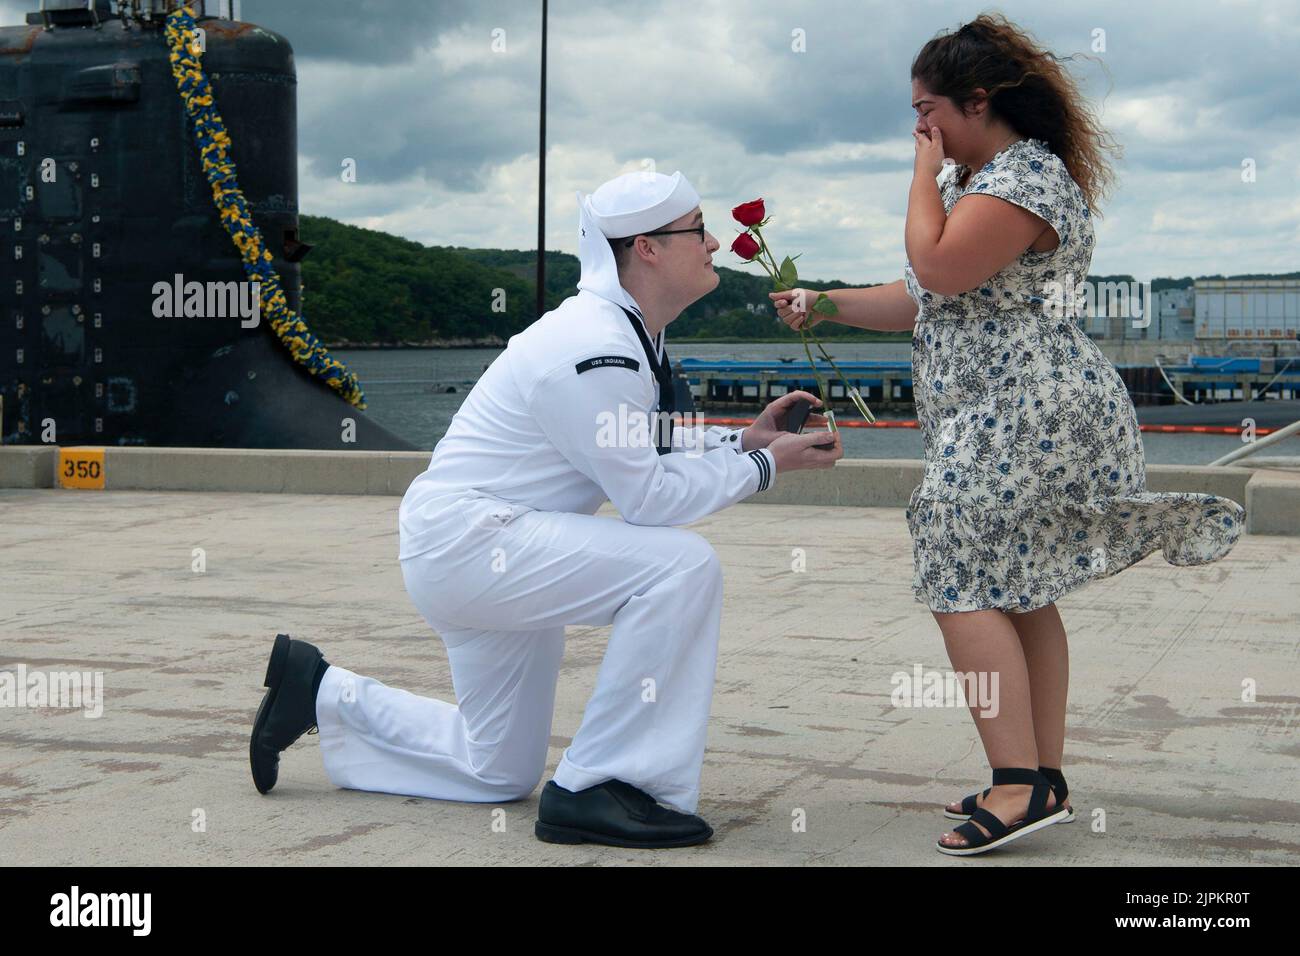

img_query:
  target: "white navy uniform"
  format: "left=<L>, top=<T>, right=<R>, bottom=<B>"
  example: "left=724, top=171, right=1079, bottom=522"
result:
left=314, top=171, right=777, bottom=813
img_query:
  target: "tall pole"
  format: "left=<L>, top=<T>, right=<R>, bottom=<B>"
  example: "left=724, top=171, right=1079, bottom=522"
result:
left=536, top=0, right=548, bottom=319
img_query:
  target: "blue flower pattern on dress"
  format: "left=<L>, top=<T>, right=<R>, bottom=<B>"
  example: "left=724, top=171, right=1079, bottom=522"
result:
left=902, top=139, right=1245, bottom=614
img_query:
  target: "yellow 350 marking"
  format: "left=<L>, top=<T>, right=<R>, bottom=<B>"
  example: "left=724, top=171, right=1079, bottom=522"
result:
left=59, top=447, right=106, bottom=490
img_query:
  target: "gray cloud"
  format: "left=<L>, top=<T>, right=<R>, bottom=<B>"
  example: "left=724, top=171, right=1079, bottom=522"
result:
left=244, top=0, right=476, bottom=64
left=2, top=0, right=1296, bottom=281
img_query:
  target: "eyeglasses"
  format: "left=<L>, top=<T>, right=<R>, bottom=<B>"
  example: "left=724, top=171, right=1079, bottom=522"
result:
left=622, top=225, right=707, bottom=246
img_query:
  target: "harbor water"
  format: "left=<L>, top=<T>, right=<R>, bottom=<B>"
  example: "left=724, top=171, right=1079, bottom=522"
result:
left=335, top=345, right=1295, bottom=466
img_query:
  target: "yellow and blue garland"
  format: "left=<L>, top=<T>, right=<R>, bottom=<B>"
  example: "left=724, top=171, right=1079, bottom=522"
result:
left=164, top=4, right=366, bottom=409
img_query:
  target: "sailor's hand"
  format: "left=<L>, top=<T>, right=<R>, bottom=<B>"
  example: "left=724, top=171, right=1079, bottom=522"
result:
left=745, top=390, right=826, bottom=450
left=769, top=288, right=825, bottom=331
left=768, top=429, right=842, bottom=472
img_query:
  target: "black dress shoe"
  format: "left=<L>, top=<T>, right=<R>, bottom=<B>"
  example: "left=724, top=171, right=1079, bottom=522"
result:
left=249, top=633, right=325, bottom=794
left=534, top=779, right=713, bottom=848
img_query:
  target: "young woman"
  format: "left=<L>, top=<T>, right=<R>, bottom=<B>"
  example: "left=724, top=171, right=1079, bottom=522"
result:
left=771, top=13, right=1245, bottom=856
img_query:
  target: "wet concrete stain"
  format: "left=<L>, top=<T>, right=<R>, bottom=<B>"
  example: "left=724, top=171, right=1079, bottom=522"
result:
left=0, top=657, right=153, bottom=670
left=864, top=800, right=949, bottom=814
left=0, top=732, right=240, bottom=758
left=714, top=778, right=801, bottom=830
left=722, top=748, right=941, bottom=789
left=1154, top=833, right=1300, bottom=855
left=132, top=707, right=248, bottom=724
left=731, top=725, right=786, bottom=737
left=282, top=822, right=394, bottom=854
left=783, top=634, right=864, bottom=643
left=1087, top=789, right=1300, bottom=826
left=1125, top=695, right=1184, bottom=720
left=88, top=760, right=164, bottom=774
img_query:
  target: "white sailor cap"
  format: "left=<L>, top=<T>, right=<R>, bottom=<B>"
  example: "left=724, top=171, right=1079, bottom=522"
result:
left=575, top=170, right=701, bottom=311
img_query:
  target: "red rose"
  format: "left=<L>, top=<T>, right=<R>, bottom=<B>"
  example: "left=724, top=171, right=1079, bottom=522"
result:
left=731, top=232, right=761, bottom=261
left=732, top=198, right=766, bottom=227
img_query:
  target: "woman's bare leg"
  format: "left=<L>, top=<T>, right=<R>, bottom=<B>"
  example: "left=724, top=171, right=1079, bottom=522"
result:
left=932, top=607, right=1057, bottom=848
left=943, top=603, right=1072, bottom=816
left=1011, top=603, right=1070, bottom=765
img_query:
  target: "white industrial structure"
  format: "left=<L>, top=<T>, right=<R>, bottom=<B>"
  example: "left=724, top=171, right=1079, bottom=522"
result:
left=1075, top=279, right=1300, bottom=343
left=1194, top=279, right=1300, bottom=340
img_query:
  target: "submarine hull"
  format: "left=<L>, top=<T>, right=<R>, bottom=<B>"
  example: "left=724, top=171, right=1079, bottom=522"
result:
left=0, top=1, right=415, bottom=452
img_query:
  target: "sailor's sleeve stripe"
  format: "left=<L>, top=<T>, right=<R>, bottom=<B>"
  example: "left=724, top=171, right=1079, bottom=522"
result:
left=747, top=449, right=771, bottom=492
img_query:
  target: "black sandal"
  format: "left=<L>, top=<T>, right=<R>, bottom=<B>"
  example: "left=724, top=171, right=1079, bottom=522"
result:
left=936, top=767, right=1069, bottom=856
left=944, top=765, right=1074, bottom=823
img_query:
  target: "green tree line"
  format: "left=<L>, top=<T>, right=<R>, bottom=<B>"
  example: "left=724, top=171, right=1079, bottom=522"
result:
left=296, top=215, right=1298, bottom=346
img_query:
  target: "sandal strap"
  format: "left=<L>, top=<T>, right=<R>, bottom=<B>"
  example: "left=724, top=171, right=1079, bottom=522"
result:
left=950, top=820, right=989, bottom=847
left=992, top=767, right=1052, bottom=820
left=957, top=806, right=1011, bottom=845
left=960, top=787, right=992, bottom=814
left=951, top=811, right=998, bottom=848
left=951, top=818, right=996, bottom=848
left=991, top=767, right=1041, bottom=787
left=1039, top=766, right=1069, bottom=801
left=969, top=806, right=1009, bottom=839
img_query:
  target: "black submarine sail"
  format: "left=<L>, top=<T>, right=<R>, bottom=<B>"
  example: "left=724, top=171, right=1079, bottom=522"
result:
left=0, top=0, right=416, bottom=451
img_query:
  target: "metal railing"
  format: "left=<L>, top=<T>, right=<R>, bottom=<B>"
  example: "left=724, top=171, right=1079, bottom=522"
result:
left=1209, top=416, right=1300, bottom=466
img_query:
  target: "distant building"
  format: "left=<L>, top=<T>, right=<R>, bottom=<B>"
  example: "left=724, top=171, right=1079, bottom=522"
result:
left=1194, top=278, right=1300, bottom=340
left=1076, top=278, right=1155, bottom=340
left=1155, top=287, right=1195, bottom=341
left=1077, top=280, right=1300, bottom=342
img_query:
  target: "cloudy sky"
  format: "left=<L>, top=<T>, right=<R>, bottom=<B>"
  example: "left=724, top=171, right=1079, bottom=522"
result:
left=5, top=0, right=1297, bottom=284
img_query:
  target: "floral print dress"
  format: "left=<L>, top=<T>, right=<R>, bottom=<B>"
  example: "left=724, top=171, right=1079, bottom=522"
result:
left=902, top=138, right=1245, bottom=615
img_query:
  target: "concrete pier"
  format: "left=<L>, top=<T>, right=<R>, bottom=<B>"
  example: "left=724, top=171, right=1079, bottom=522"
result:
left=3, top=445, right=1297, bottom=534
left=1, top=459, right=1297, bottom=865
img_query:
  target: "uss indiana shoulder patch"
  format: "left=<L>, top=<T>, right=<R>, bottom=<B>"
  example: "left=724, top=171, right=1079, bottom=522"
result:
left=575, top=355, right=641, bottom=374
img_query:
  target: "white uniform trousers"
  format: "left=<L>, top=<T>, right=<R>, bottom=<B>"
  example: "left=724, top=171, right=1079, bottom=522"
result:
left=315, top=491, right=724, bottom=813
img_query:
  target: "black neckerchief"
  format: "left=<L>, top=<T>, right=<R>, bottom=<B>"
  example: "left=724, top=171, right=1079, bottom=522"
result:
left=619, top=305, right=675, bottom=455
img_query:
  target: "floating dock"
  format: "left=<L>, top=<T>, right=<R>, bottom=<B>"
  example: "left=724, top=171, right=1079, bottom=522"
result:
left=677, top=356, right=1300, bottom=412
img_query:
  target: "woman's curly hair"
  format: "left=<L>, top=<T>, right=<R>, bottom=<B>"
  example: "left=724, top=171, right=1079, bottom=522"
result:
left=912, top=12, right=1122, bottom=216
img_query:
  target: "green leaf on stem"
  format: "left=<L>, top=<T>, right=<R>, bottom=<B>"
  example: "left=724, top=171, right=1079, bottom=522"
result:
left=812, top=293, right=839, bottom=316
left=778, top=256, right=798, bottom=286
